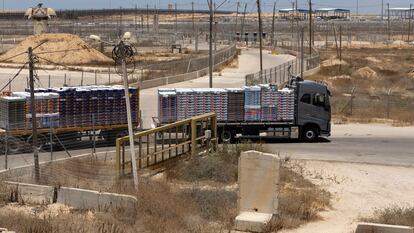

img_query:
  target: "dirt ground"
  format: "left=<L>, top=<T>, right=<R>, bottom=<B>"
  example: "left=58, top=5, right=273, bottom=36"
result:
left=309, top=47, right=414, bottom=124
left=280, top=160, right=414, bottom=233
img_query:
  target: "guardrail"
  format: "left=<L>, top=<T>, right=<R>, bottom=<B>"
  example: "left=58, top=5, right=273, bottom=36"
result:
left=245, top=53, right=320, bottom=86
left=116, top=113, right=217, bottom=176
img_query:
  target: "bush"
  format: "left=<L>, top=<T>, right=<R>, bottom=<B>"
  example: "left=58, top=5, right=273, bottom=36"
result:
left=166, top=144, right=265, bottom=184
left=361, top=206, right=414, bottom=227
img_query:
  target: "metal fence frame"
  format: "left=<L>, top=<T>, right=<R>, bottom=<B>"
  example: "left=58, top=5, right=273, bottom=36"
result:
left=116, top=113, right=217, bottom=176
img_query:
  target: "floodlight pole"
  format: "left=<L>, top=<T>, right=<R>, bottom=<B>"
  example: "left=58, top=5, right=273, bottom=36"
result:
left=121, top=56, right=139, bottom=190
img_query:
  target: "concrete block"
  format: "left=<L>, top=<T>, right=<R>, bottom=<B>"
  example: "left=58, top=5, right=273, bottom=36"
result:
left=238, top=150, right=280, bottom=215
left=356, top=223, right=414, bottom=233
left=98, top=192, right=137, bottom=210
left=7, top=181, right=54, bottom=205
left=234, top=151, right=280, bottom=232
left=57, top=187, right=100, bottom=210
left=234, top=212, right=273, bottom=233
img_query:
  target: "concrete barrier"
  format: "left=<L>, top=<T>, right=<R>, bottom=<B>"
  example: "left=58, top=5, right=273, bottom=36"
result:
left=57, top=187, right=137, bottom=210
left=6, top=181, right=54, bottom=205
left=356, top=223, right=414, bottom=233
left=99, top=192, right=137, bottom=210
left=57, top=187, right=101, bottom=210
left=234, top=150, right=280, bottom=232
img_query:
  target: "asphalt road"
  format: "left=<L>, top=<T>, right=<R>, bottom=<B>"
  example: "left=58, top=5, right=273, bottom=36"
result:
left=1, top=124, right=414, bottom=172
left=264, top=124, right=414, bottom=166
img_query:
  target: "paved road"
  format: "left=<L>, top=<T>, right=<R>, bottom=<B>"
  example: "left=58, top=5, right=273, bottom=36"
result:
left=263, top=124, right=414, bottom=167
left=140, top=48, right=295, bottom=128
left=1, top=124, right=414, bottom=172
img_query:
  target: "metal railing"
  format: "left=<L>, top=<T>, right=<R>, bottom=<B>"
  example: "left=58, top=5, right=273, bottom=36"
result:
left=116, top=113, right=217, bottom=176
left=245, top=53, right=320, bottom=86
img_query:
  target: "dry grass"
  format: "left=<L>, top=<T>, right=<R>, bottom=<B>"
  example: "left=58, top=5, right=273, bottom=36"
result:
left=361, top=206, right=414, bottom=227
left=0, top=145, right=331, bottom=232
left=167, top=144, right=331, bottom=231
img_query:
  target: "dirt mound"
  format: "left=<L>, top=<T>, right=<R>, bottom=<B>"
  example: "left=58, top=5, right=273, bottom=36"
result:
left=0, top=33, right=112, bottom=65
left=355, top=67, right=378, bottom=79
left=392, top=40, right=407, bottom=46
left=365, top=57, right=382, bottom=63
left=321, top=58, right=348, bottom=67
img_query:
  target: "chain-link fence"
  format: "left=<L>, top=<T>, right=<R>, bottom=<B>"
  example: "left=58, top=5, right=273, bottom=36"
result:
left=245, top=53, right=320, bottom=86
left=332, top=90, right=414, bottom=123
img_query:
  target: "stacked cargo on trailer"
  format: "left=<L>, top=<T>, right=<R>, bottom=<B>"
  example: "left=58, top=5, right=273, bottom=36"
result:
left=157, top=77, right=331, bottom=141
left=0, top=85, right=140, bottom=153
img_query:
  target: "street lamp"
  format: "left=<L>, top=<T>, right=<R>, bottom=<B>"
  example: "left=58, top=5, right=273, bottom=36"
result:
left=90, top=34, right=139, bottom=190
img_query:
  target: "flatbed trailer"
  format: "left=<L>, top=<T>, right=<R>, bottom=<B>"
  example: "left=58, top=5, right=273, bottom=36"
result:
left=0, top=85, right=141, bottom=154
left=157, top=77, right=331, bottom=143
left=0, top=122, right=141, bottom=154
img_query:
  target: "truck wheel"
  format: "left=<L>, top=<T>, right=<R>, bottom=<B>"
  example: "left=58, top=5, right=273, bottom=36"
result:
left=222, top=130, right=233, bottom=143
left=302, top=127, right=319, bottom=142
left=6, top=137, right=24, bottom=154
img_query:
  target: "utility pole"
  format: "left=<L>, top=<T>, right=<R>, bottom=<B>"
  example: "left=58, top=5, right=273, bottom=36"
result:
left=339, top=25, right=342, bottom=71
left=356, top=0, right=359, bottom=19
left=192, top=2, right=195, bottom=31
left=208, top=0, right=213, bottom=88
left=28, top=47, right=40, bottom=182
left=309, top=0, right=313, bottom=55
left=135, top=4, right=137, bottom=31
left=409, top=4, right=412, bottom=42
left=291, top=1, right=294, bottom=38
left=257, top=0, right=263, bottom=72
left=241, top=3, right=247, bottom=44
left=146, top=4, right=149, bottom=32
left=381, top=0, right=384, bottom=21
left=235, top=1, right=239, bottom=41
left=271, top=1, right=276, bottom=47
left=175, top=3, right=178, bottom=34
left=301, top=27, right=304, bottom=79
left=387, top=3, right=390, bottom=41
left=295, top=0, right=298, bottom=11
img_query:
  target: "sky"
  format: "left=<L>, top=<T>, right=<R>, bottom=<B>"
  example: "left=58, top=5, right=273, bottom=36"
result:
left=2, top=0, right=414, bottom=14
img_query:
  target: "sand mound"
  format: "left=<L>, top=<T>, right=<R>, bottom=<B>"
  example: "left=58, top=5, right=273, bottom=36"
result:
left=0, top=33, right=112, bottom=65
left=355, top=67, right=378, bottom=79
left=392, top=40, right=407, bottom=45
left=365, top=57, right=382, bottom=63
left=321, top=58, right=348, bottom=67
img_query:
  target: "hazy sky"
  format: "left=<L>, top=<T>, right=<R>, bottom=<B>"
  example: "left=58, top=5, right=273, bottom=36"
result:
left=2, top=0, right=414, bottom=13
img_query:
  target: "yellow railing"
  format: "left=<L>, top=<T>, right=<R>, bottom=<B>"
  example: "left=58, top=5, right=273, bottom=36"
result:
left=116, top=113, right=217, bottom=175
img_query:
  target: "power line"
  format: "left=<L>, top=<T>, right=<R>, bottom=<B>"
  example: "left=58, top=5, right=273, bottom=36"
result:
left=0, top=62, right=28, bottom=92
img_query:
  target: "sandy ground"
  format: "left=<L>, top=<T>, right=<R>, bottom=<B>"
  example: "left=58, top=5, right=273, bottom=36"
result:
left=280, top=160, right=414, bottom=233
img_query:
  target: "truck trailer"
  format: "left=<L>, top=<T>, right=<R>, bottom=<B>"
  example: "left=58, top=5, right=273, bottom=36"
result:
left=157, top=77, right=331, bottom=142
left=0, top=85, right=141, bottom=154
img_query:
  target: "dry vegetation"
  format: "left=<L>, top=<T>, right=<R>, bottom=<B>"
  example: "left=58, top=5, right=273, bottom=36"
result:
left=308, top=47, right=414, bottom=124
left=361, top=206, right=414, bottom=227
left=0, top=145, right=330, bottom=233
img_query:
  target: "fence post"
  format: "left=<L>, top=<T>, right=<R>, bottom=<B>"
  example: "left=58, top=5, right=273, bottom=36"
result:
left=64, top=73, right=67, bottom=87
left=387, top=89, right=392, bottom=119
left=48, top=75, right=51, bottom=88
left=50, top=124, right=53, bottom=161
left=191, top=119, right=197, bottom=157
left=4, top=131, right=7, bottom=170
left=94, top=71, right=97, bottom=85
left=350, top=87, right=356, bottom=116
left=108, top=67, right=111, bottom=84
left=81, top=71, right=84, bottom=86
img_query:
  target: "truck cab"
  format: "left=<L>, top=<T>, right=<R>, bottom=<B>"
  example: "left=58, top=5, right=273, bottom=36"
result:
left=294, top=79, right=331, bottom=141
